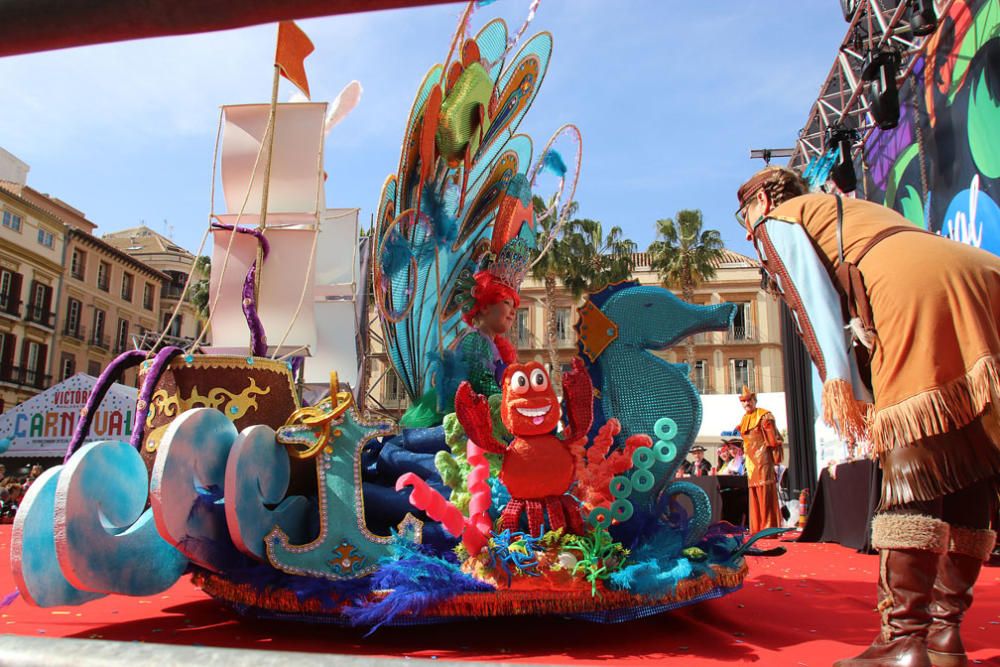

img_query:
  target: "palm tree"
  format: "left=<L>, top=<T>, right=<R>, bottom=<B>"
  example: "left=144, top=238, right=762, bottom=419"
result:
left=647, top=209, right=724, bottom=379
left=188, top=255, right=212, bottom=322
left=530, top=198, right=636, bottom=387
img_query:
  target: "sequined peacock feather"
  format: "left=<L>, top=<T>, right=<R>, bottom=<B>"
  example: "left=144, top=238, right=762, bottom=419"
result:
left=372, top=6, right=558, bottom=403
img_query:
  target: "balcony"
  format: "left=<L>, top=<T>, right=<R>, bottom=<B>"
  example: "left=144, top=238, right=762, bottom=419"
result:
left=162, top=284, right=187, bottom=301
left=725, top=325, right=757, bottom=344
left=90, top=334, right=110, bottom=350
left=0, top=292, right=20, bottom=318
left=63, top=324, right=86, bottom=342
left=0, top=365, right=52, bottom=390
left=24, top=303, right=56, bottom=329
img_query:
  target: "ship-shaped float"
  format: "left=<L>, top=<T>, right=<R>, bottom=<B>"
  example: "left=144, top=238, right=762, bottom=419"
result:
left=9, top=2, right=767, bottom=628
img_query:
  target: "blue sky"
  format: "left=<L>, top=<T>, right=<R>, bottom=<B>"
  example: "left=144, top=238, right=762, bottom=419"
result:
left=0, top=1, right=846, bottom=258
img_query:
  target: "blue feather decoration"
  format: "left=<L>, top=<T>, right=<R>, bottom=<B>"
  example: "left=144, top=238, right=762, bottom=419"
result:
left=381, top=228, right=413, bottom=277
left=342, top=537, right=493, bottom=633
left=541, top=149, right=568, bottom=177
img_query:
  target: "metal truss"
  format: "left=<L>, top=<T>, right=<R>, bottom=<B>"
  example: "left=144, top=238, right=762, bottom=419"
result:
left=789, top=0, right=954, bottom=170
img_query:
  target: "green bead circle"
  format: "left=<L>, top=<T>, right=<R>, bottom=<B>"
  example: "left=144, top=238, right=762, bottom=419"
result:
left=588, top=507, right=612, bottom=528
left=610, top=499, right=634, bottom=522
left=654, top=417, right=678, bottom=442
left=610, top=475, right=632, bottom=499
left=632, top=447, right=655, bottom=470
left=631, top=468, right=655, bottom=492
left=654, top=440, right=677, bottom=462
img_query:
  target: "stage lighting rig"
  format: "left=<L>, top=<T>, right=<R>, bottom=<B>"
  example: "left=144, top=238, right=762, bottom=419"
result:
left=825, top=125, right=859, bottom=193
left=862, top=48, right=901, bottom=130
left=909, top=0, right=938, bottom=36
left=750, top=148, right=796, bottom=165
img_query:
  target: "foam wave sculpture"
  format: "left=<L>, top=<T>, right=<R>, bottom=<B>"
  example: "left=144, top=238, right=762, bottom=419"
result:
left=150, top=408, right=252, bottom=572
left=54, top=441, right=189, bottom=594
left=11, top=467, right=105, bottom=607
left=224, top=424, right=312, bottom=560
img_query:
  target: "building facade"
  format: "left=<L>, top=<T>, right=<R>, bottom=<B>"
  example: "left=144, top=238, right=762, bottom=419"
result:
left=102, top=226, right=203, bottom=348
left=13, top=187, right=166, bottom=391
left=0, top=181, right=66, bottom=412
left=365, top=248, right=785, bottom=416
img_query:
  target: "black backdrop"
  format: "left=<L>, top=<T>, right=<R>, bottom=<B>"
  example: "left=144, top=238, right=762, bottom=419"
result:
left=780, top=302, right=818, bottom=498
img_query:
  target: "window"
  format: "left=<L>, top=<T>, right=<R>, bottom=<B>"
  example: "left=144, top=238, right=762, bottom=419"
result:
left=71, top=248, right=86, bottom=280
left=87, top=360, right=102, bottom=376
left=162, top=312, right=183, bottom=338
left=555, top=307, right=572, bottom=342
left=2, top=210, right=22, bottom=232
left=121, top=272, right=133, bottom=302
left=385, top=368, right=403, bottom=402
left=694, top=360, right=708, bottom=393
left=66, top=298, right=82, bottom=336
left=515, top=308, right=530, bottom=347
left=729, top=302, right=753, bottom=341
left=97, top=261, right=110, bottom=291
left=116, top=318, right=129, bottom=352
left=730, top=358, right=754, bottom=393
left=22, top=340, right=46, bottom=388
left=0, top=332, right=15, bottom=379
left=26, top=281, right=52, bottom=325
left=0, top=269, right=22, bottom=314
left=93, top=309, right=106, bottom=344
left=36, top=228, right=54, bottom=248
left=60, top=354, right=76, bottom=380
left=143, top=282, right=154, bottom=310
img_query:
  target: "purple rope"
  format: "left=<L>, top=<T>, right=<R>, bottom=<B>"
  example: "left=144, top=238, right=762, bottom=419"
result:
left=212, top=222, right=270, bottom=357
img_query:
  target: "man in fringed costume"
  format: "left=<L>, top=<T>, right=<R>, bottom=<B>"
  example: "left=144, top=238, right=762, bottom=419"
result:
left=736, top=166, right=1000, bottom=667
left=736, top=385, right=783, bottom=532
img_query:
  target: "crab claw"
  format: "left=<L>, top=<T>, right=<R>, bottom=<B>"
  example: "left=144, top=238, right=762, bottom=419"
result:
left=561, top=358, right=594, bottom=442
left=455, top=382, right=505, bottom=454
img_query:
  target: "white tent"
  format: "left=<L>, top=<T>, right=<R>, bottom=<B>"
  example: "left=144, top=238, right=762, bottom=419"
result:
left=0, top=374, right=138, bottom=458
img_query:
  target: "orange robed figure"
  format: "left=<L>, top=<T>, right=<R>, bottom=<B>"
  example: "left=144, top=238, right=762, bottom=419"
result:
left=736, top=385, right=783, bottom=532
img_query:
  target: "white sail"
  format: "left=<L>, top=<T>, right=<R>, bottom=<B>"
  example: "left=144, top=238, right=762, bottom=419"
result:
left=206, top=102, right=327, bottom=357
left=306, top=208, right=361, bottom=387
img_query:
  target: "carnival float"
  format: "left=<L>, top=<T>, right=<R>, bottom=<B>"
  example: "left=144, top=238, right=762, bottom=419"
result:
left=8, top=1, right=779, bottom=629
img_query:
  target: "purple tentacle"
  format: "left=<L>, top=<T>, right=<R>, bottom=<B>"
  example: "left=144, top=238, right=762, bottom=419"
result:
left=129, top=346, right=183, bottom=449
left=65, top=349, right=146, bottom=462
left=212, top=222, right=271, bottom=357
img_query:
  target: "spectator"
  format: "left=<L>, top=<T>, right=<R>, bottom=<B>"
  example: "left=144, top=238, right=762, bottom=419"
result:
left=682, top=445, right=712, bottom=477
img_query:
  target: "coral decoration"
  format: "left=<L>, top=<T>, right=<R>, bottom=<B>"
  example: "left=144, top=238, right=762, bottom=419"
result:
left=570, top=419, right=650, bottom=508
left=456, top=358, right=593, bottom=536
left=396, top=438, right=493, bottom=556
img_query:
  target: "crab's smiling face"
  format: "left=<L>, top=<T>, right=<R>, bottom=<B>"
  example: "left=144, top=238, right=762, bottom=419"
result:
left=500, top=361, right=561, bottom=436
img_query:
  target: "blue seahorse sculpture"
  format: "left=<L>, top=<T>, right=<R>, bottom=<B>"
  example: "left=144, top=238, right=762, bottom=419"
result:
left=576, top=281, right=736, bottom=541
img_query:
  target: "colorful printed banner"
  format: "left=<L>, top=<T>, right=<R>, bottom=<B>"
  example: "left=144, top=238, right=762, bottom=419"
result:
left=0, top=374, right=138, bottom=457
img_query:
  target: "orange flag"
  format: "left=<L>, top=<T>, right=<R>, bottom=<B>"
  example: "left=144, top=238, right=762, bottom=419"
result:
left=275, top=21, right=315, bottom=99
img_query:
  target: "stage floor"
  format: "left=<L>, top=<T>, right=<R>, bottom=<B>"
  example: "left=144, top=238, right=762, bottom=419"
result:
left=1, top=526, right=997, bottom=666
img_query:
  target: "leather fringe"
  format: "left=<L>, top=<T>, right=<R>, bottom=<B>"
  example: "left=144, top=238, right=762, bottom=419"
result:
left=869, top=354, right=1000, bottom=454
left=193, top=563, right=748, bottom=620
left=877, top=414, right=1000, bottom=508
left=821, top=378, right=870, bottom=444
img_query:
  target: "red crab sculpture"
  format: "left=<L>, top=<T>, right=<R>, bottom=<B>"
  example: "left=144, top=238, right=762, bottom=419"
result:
left=455, top=358, right=594, bottom=536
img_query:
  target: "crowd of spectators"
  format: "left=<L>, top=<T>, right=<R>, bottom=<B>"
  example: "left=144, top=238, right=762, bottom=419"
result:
left=0, top=463, right=44, bottom=522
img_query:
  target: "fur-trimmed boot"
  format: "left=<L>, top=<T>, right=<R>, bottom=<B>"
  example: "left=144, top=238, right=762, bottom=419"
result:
left=834, top=514, right=949, bottom=667
left=926, top=526, right=997, bottom=667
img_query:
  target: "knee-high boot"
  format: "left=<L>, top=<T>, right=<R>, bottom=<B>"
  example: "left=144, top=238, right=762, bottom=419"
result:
left=927, top=526, right=997, bottom=667
left=834, top=514, right=949, bottom=667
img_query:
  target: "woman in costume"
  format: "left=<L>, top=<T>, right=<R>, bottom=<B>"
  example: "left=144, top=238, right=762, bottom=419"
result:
left=736, top=385, right=783, bottom=532
left=735, top=166, right=1000, bottom=667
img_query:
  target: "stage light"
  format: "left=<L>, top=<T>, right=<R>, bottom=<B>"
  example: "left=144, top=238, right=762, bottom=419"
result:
left=862, top=49, right=901, bottom=130
left=910, top=0, right=938, bottom=36
left=839, top=0, right=859, bottom=22
left=826, top=126, right=858, bottom=193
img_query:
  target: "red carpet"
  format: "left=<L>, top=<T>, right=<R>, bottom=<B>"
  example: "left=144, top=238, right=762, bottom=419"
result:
left=1, top=526, right=997, bottom=665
